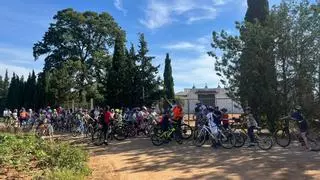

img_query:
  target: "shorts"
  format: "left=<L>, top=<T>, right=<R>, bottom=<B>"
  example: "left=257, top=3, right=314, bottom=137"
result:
left=299, top=120, right=308, bottom=133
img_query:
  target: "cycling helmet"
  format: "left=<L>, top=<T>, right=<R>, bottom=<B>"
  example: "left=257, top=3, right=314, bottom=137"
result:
left=295, top=105, right=302, bottom=110
left=142, top=106, right=147, bottom=111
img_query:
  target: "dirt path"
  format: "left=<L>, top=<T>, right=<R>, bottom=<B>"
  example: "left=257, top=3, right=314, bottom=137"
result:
left=61, top=135, right=320, bottom=180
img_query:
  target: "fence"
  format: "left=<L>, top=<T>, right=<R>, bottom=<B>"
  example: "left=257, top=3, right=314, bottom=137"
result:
left=60, top=99, right=93, bottom=111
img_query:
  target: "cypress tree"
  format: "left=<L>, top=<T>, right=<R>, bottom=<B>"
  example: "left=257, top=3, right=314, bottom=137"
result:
left=163, top=53, right=175, bottom=100
left=245, top=0, right=269, bottom=23
left=136, top=33, right=161, bottom=106
left=124, top=44, right=137, bottom=107
left=106, top=32, right=127, bottom=107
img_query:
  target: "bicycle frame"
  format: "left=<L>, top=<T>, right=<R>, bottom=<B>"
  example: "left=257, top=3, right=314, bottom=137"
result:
left=160, top=127, right=176, bottom=139
left=197, top=124, right=226, bottom=142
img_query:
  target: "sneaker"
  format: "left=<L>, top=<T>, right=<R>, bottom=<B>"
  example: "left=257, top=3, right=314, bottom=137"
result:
left=247, top=143, right=255, bottom=147
left=104, top=140, right=108, bottom=145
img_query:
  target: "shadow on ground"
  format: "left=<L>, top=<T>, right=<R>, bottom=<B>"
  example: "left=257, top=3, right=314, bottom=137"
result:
left=54, top=133, right=320, bottom=180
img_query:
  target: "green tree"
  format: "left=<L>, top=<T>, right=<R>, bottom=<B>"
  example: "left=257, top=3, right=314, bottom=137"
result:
left=0, top=70, right=9, bottom=111
left=245, top=0, right=269, bottom=23
left=106, top=32, right=127, bottom=107
left=163, top=53, right=175, bottom=100
left=33, top=8, right=122, bottom=102
left=123, top=44, right=138, bottom=107
left=7, top=74, right=19, bottom=109
left=135, top=33, right=161, bottom=106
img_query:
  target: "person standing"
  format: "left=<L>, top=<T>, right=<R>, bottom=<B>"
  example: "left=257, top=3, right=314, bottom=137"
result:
left=172, top=102, right=184, bottom=141
left=103, top=106, right=112, bottom=145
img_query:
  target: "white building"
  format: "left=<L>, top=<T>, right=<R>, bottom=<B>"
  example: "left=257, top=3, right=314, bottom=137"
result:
left=176, top=85, right=243, bottom=114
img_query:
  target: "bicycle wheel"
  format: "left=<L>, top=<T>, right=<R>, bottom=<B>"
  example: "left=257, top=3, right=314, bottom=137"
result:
left=307, top=133, right=320, bottom=151
left=234, top=132, right=246, bottom=148
left=193, top=129, right=206, bottom=147
left=274, top=128, right=291, bottom=147
left=72, top=128, right=81, bottom=137
left=113, top=126, right=126, bottom=141
left=180, top=124, right=193, bottom=140
left=92, top=129, right=104, bottom=146
left=125, top=125, right=137, bottom=137
left=219, top=131, right=235, bottom=149
left=151, top=131, right=164, bottom=146
left=257, top=135, right=273, bottom=150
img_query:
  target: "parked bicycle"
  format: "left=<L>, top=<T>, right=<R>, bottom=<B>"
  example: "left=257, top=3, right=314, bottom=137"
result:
left=193, top=123, right=236, bottom=149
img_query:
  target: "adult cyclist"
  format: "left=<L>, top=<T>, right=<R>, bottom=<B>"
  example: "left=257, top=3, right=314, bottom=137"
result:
left=281, top=106, right=310, bottom=150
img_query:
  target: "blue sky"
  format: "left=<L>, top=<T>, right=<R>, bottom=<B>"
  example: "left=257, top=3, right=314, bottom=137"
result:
left=0, top=0, right=283, bottom=92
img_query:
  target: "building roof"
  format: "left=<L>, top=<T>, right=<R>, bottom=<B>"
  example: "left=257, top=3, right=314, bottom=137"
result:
left=176, top=91, right=188, bottom=96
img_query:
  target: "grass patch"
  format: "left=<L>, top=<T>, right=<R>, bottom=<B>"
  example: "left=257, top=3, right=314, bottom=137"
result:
left=0, top=133, right=91, bottom=179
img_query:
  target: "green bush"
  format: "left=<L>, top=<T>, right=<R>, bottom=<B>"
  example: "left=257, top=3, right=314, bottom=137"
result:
left=0, top=133, right=91, bottom=179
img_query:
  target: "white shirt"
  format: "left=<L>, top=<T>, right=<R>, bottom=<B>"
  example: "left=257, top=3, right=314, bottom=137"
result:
left=3, top=110, right=10, bottom=117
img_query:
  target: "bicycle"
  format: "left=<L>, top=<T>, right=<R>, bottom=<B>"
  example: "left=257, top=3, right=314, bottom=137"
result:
left=230, top=119, right=273, bottom=150
left=193, top=123, right=236, bottom=149
left=274, top=118, right=320, bottom=151
left=92, top=121, right=126, bottom=146
left=151, top=121, right=183, bottom=146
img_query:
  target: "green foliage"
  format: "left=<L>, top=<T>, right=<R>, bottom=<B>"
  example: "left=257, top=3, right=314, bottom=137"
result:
left=1, top=9, right=164, bottom=109
left=209, top=0, right=320, bottom=131
left=245, top=0, right=269, bottom=23
left=33, top=8, right=122, bottom=102
left=0, top=70, right=9, bottom=112
left=135, top=33, right=162, bottom=106
left=0, top=133, right=90, bottom=179
left=163, top=53, right=175, bottom=100
left=42, top=169, right=88, bottom=180
left=105, top=32, right=127, bottom=107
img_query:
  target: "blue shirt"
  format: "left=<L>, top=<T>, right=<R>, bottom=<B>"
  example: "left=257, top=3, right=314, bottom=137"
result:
left=291, top=112, right=303, bottom=122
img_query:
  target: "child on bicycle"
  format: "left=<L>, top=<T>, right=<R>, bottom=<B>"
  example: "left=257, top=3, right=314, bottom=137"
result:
left=281, top=106, right=310, bottom=150
left=244, top=107, right=258, bottom=147
left=207, top=106, right=218, bottom=134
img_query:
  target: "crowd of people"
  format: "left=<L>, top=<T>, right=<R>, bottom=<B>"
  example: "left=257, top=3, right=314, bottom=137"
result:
left=193, top=102, right=310, bottom=149
left=1, top=100, right=312, bottom=150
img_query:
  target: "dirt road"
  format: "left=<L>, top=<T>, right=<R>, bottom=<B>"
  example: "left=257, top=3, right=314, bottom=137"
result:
left=62, top=135, right=320, bottom=180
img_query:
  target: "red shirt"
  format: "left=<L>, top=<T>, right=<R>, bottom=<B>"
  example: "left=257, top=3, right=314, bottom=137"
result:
left=104, top=111, right=111, bottom=125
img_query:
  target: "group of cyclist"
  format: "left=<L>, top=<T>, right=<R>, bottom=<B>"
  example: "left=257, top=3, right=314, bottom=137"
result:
left=1, top=100, right=311, bottom=150
left=194, top=102, right=310, bottom=149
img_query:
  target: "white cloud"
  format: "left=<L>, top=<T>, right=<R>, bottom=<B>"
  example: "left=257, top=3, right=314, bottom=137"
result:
left=113, top=0, right=127, bottom=15
left=140, top=0, right=230, bottom=29
left=0, top=62, right=40, bottom=79
left=187, top=7, right=217, bottom=24
left=162, top=42, right=206, bottom=53
left=171, top=54, right=219, bottom=92
left=139, top=1, right=173, bottom=29
left=213, top=0, right=229, bottom=6
left=156, top=34, right=219, bottom=92
left=0, top=45, right=43, bottom=77
left=162, top=34, right=212, bottom=53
